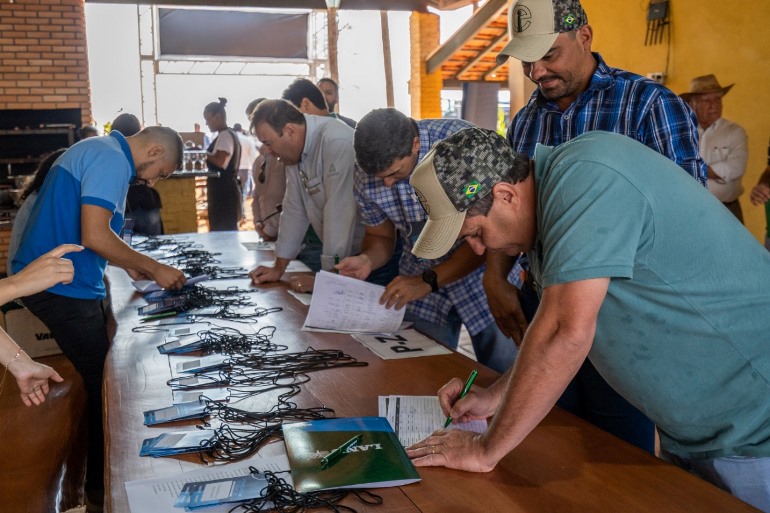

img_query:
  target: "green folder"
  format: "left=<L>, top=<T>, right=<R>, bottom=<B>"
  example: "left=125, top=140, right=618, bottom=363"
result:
left=282, top=416, right=421, bottom=493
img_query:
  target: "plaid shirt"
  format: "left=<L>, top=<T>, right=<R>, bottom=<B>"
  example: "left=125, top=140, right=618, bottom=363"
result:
left=355, top=118, right=494, bottom=335
left=508, top=53, right=707, bottom=186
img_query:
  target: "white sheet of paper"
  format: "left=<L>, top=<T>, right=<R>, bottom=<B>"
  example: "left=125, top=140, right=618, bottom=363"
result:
left=284, top=260, right=312, bottom=273
left=241, top=241, right=276, bottom=251
left=301, top=271, right=405, bottom=333
left=173, top=387, right=230, bottom=404
left=352, top=329, right=452, bottom=359
left=287, top=290, right=312, bottom=306
left=379, top=395, right=487, bottom=447
left=125, top=452, right=291, bottom=513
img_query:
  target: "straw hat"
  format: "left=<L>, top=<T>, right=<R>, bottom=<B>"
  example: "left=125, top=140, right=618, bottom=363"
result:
left=680, top=74, right=734, bottom=102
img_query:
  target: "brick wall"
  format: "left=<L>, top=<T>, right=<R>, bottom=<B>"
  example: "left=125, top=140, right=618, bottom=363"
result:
left=0, top=0, right=92, bottom=126
left=154, top=177, right=200, bottom=234
left=0, top=226, right=11, bottom=274
left=409, top=12, right=442, bottom=119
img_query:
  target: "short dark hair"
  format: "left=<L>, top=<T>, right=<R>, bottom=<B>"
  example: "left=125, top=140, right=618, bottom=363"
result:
left=282, top=78, right=328, bottom=111
left=22, top=148, right=66, bottom=201
left=137, top=126, right=184, bottom=171
left=354, top=108, right=417, bottom=175
left=79, top=125, right=99, bottom=139
left=249, top=99, right=305, bottom=136
left=467, top=156, right=531, bottom=218
left=111, top=113, right=141, bottom=137
left=203, top=97, right=228, bottom=119
left=317, top=77, right=338, bottom=92
left=246, top=98, right=266, bottom=119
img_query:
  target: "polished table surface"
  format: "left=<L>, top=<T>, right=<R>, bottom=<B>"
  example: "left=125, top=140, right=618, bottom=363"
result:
left=104, top=231, right=759, bottom=513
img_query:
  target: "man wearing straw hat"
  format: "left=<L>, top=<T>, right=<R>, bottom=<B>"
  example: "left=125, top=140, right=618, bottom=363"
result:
left=681, top=74, right=749, bottom=223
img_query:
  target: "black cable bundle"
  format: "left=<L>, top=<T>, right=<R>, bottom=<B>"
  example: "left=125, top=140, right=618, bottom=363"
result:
left=132, top=235, right=250, bottom=279
left=201, top=403, right=334, bottom=463
left=223, top=348, right=367, bottom=402
left=193, top=326, right=286, bottom=356
left=195, top=348, right=368, bottom=463
left=131, top=235, right=193, bottom=253
left=231, top=469, right=383, bottom=513
left=179, top=286, right=283, bottom=323
left=233, top=348, right=368, bottom=375
left=169, top=247, right=248, bottom=280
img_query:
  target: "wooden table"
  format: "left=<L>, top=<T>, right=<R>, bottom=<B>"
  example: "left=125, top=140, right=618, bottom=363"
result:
left=104, top=231, right=759, bottom=513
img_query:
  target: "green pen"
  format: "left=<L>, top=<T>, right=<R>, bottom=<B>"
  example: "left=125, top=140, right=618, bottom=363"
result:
left=334, top=254, right=339, bottom=274
left=141, top=311, right=179, bottom=323
left=444, top=369, right=478, bottom=428
left=320, top=433, right=362, bottom=469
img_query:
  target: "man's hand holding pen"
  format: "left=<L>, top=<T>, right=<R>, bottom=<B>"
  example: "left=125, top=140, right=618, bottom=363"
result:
left=406, top=370, right=501, bottom=472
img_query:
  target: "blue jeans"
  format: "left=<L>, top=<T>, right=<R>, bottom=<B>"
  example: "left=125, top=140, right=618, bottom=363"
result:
left=405, top=307, right=518, bottom=373
left=662, top=451, right=770, bottom=512
left=23, top=291, right=110, bottom=492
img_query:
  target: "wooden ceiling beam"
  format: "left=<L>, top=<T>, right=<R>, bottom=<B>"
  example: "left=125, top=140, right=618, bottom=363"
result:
left=86, top=0, right=431, bottom=11
left=455, top=29, right=507, bottom=79
left=482, top=59, right=507, bottom=81
left=425, top=0, right=507, bottom=74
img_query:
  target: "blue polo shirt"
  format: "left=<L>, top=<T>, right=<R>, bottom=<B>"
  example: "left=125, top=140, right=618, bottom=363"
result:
left=12, top=131, right=136, bottom=299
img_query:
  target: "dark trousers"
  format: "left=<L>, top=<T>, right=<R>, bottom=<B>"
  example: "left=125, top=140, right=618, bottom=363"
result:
left=557, top=359, right=656, bottom=453
left=207, top=170, right=242, bottom=231
left=296, top=229, right=403, bottom=286
left=723, top=199, right=744, bottom=224
left=520, top=283, right=656, bottom=454
left=22, top=291, right=110, bottom=492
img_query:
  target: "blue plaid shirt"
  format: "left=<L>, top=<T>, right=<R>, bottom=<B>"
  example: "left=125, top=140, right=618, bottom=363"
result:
left=508, top=53, right=707, bottom=186
left=355, top=118, right=494, bottom=335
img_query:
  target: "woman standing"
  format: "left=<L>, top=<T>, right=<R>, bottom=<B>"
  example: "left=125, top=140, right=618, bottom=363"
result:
left=204, top=97, right=242, bottom=231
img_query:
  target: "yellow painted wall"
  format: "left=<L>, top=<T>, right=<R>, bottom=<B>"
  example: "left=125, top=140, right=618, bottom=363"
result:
left=581, top=0, right=770, bottom=242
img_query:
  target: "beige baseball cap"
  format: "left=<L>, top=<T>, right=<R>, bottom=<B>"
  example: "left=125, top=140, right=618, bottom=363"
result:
left=409, top=128, right=518, bottom=260
left=496, top=0, right=588, bottom=64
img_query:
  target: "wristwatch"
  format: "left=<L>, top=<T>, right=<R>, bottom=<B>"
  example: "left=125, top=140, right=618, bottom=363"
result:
left=422, top=269, right=439, bottom=293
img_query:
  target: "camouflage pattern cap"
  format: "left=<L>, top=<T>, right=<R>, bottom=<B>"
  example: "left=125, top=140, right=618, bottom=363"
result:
left=496, top=0, right=588, bottom=64
left=409, top=127, right=516, bottom=260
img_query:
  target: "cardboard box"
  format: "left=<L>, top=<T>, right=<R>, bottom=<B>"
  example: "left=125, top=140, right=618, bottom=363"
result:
left=0, top=305, right=62, bottom=359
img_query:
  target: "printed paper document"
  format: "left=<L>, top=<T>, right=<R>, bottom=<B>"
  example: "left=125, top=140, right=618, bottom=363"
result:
left=302, top=271, right=405, bottom=333
left=379, top=395, right=487, bottom=447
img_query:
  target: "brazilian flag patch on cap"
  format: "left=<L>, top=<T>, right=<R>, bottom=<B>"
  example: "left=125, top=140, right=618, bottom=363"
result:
left=464, top=180, right=480, bottom=198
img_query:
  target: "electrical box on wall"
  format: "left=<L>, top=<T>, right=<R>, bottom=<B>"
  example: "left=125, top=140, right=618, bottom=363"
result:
left=646, top=72, right=666, bottom=84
